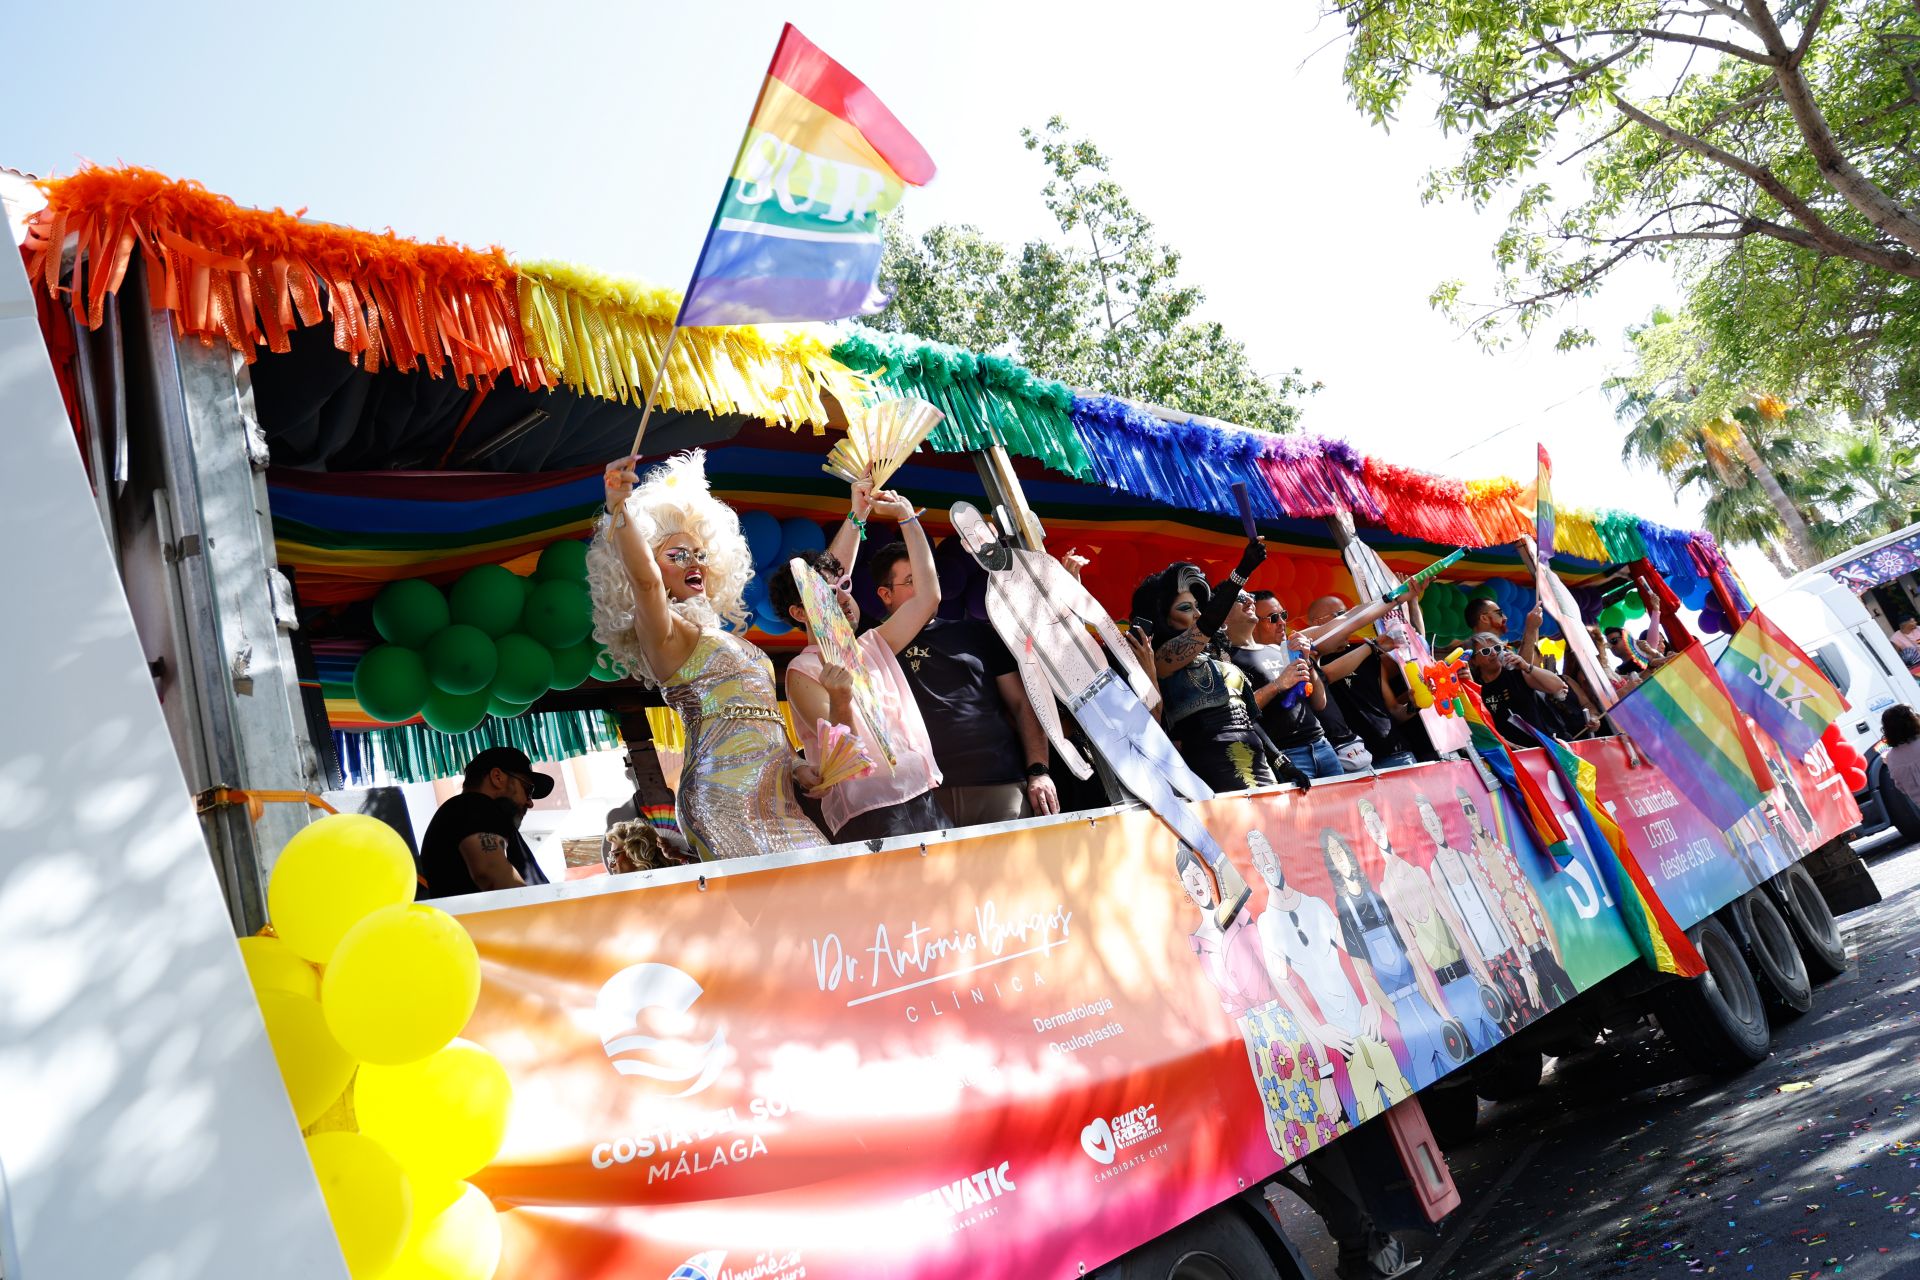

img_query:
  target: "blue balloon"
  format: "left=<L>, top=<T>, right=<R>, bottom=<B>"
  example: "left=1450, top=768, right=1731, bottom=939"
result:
left=778, top=517, right=826, bottom=563
left=742, top=575, right=770, bottom=609
left=740, top=510, right=783, bottom=570
left=754, top=595, right=793, bottom=636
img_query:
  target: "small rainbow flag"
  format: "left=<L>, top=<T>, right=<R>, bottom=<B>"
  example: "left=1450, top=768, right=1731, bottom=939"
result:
left=1535, top=442, right=1556, bottom=562
left=679, top=24, right=936, bottom=326
left=1714, top=607, right=1846, bottom=758
left=1526, top=724, right=1707, bottom=977
left=1606, top=642, right=1774, bottom=829
left=1459, top=681, right=1571, bottom=863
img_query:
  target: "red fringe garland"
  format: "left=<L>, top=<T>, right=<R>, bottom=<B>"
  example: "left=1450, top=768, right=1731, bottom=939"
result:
left=22, top=167, right=543, bottom=388
left=1361, top=458, right=1487, bottom=547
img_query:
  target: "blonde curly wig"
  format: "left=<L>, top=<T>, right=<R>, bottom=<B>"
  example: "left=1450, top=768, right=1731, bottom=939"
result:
left=586, top=450, right=755, bottom=686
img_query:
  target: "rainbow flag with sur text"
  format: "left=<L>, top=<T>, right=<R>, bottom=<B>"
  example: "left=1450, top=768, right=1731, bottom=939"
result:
left=1525, top=725, right=1707, bottom=977
left=679, top=24, right=936, bottom=326
left=1535, top=443, right=1555, bottom=562
left=1714, top=608, right=1846, bottom=758
left=1606, top=643, right=1774, bottom=829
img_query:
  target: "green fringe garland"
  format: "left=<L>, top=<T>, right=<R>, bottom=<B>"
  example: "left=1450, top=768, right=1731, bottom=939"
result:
left=1592, top=509, right=1650, bottom=563
left=335, top=710, right=623, bottom=787
left=833, top=329, right=1092, bottom=480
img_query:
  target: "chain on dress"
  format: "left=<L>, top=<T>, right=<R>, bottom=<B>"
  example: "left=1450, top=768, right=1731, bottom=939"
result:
left=663, top=629, right=825, bottom=861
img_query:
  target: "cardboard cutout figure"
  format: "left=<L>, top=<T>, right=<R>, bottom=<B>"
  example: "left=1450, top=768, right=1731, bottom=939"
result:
left=951, top=501, right=1250, bottom=923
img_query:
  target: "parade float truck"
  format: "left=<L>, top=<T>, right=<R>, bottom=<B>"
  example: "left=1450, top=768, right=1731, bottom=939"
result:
left=0, top=168, right=1876, bottom=1280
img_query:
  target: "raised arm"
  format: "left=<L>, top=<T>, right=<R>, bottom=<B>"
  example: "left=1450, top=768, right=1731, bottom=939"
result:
left=826, top=479, right=876, bottom=571
left=599, top=457, right=699, bottom=677
left=872, top=492, right=939, bottom=653
left=1192, top=540, right=1267, bottom=639
left=1298, top=578, right=1427, bottom=652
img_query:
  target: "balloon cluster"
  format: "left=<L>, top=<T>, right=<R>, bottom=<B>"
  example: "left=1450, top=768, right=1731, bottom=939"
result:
left=1821, top=722, right=1869, bottom=793
left=354, top=541, right=617, bottom=731
left=244, top=815, right=509, bottom=1280
left=738, top=512, right=828, bottom=634
left=1418, top=579, right=1545, bottom=641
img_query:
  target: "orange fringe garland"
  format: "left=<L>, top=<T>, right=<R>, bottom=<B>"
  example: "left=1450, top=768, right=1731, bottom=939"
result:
left=1361, top=458, right=1488, bottom=548
left=1462, top=476, right=1533, bottom=545
left=23, top=167, right=543, bottom=387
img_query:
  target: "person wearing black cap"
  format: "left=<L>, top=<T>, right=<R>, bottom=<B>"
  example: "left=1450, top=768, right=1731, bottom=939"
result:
left=417, top=747, right=555, bottom=898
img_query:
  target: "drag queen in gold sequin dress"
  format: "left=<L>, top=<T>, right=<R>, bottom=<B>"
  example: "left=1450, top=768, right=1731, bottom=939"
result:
left=588, top=451, right=825, bottom=861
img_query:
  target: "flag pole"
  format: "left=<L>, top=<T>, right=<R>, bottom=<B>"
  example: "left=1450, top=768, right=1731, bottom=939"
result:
left=627, top=325, right=683, bottom=457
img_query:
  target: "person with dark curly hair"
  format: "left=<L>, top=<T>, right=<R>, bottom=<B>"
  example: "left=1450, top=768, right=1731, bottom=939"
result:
left=1881, top=704, right=1920, bottom=809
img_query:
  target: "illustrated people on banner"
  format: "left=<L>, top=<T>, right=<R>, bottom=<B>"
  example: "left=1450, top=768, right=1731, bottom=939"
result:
left=1177, top=844, right=1344, bottom=1160
left=1319, top=827, right=1466, bottom=1091
left=1247, top=831, right=1411, bottom=1128
left=1358, top=797, right=1505, bottom=1059
left=1763, top=752, right=1817, bottom=851
left=590, top=451, right=825, bottom=861
left=1415, top=793, right=1542, bottom=1035
left=1457, top=786, right=1577, bottom=1009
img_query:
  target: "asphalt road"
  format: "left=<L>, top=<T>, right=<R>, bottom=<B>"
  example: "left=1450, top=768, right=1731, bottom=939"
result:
left=1271, top=836, right=1920, bottom=1280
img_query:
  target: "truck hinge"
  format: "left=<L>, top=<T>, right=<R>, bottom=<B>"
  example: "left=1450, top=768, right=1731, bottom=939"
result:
left=164, top=531, right=205, bottom=563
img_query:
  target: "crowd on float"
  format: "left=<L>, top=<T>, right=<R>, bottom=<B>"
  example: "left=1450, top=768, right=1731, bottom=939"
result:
left=409, top=452, right=1684, bottom=893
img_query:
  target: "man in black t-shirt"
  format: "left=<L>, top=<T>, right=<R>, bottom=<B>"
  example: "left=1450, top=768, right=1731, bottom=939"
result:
left=1467, top=633, right=1585, bottom=748
left=871, top=542, right=1059, bottom=827
left=1307, top=596, right=1423, bottom=768
left=418, top=747, right=554, bottom=898
left=1228, top=592, right=1343, bottom=778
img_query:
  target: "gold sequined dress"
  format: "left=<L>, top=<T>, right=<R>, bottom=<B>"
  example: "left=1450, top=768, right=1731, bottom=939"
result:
left=663, top=629, right=825, bottom=861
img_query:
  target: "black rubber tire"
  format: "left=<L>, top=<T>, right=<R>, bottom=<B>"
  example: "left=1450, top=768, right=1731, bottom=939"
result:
left=1421, top=1081, right=1480, bottom=1150
left=1726, top=889, right=1812, bottom=1019
left=1772, top=861, right=1848, bottom=981
left=1091, top=1204, right=1288, bottom=1279
left=1470, top=1043, right=1545, bottom=1102
left=1652, top=916, right=1771, bottom=1075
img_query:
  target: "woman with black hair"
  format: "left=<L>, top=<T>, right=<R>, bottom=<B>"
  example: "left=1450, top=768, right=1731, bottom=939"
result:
left=1881, top=705, right=1920, bottom=811
left=1132, top=543, right=1302, bottom=794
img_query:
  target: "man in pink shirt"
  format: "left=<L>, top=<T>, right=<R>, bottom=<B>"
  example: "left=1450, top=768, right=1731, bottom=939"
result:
left=775, top=486, right=951, bottom=843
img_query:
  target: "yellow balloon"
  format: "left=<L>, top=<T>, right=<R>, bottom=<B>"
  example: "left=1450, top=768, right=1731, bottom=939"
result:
left=240, top=934, right=320, bottom=1000
left=385, top=1182, right=503, bottom=1280
left=357, top=1040, right=513, bottom=1183
left=257, top=989, right=358, bottom=1127
left=306, top=1132, right=414, bottom=1280
left=324, top=904, right=480, bottom=1065
left=269, top=814, right=417, bottom=964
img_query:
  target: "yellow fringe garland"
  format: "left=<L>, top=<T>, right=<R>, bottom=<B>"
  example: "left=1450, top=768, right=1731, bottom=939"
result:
left=1552, top=508, right=1611, bottom=562
left=516, top=261, right=871, bottom=432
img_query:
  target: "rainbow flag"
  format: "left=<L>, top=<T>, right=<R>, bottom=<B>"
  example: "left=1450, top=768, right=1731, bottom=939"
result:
left=1606, top=642, right=1774, bottom=829
left=1459, top=681, right=1572, bottom=864
left=1526, top=725, right=1707, bottom=977
left=1535, top=443, right=1555, bottom=561
left=1714, top=607, right=1846, bottom=758
left=679, top=24, right=936, bottom=326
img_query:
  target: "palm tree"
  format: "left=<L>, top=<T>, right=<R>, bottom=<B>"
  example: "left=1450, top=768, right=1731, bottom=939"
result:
left=1809, top=422, right=1920, bottom=545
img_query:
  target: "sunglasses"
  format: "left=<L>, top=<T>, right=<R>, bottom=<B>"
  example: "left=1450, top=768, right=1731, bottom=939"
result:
left=833, top=573, right=854, bottom=594
left=662, top=546, right=709, bottom=568
left=1473, top=645, right=1508, bottom=658
left=1263, top=610, right=1286, bottom=624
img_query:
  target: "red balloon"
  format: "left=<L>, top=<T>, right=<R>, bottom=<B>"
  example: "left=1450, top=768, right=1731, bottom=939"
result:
left=1843, top=766, right=1869, bottom=792
left=1263, top=558, right=1298, bottom=590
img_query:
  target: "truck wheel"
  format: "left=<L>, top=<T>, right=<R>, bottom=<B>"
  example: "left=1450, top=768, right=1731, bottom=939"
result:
left=1092, top=1204, right=1292, bottom=1280
left=1772, top=862, right=1848, bottom=981
left=1651, top=917, right=1770, bottom=1075
left=1469, top=1043, right=1544, bottom=1102
left=1726, top=890, right=1811, bottom=1019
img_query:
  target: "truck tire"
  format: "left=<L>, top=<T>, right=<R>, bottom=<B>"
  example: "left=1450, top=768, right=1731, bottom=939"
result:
left=1091, top=1204, right=1295, bottom=1280
left=1772, top=862, right=1848, bottom=981
left=1726, top=889, right=1811, bottom=1019
left=1469, top=1043, right=1544, bottom=1102
left=1651, top=916, right=1770, bottom=1075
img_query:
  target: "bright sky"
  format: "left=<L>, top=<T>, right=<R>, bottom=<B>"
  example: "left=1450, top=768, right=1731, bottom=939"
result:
left=0, top=0, right=1778, bottom=592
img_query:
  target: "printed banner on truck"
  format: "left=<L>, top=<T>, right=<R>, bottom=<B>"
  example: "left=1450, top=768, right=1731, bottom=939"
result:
left=459, top=741, right=1853, bottom=1280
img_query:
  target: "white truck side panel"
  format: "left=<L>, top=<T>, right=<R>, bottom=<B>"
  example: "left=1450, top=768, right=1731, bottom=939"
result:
left=0, top=194, right=347, bottom=1278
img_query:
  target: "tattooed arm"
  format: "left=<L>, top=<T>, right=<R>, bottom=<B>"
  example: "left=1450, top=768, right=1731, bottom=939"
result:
left=458, top=830, right=527, bottom=892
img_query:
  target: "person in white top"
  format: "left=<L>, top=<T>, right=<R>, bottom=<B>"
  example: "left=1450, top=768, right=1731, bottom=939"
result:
left=1880, top=705, right=1920, bottom=813
left=777, top=483, right=949, bottom=843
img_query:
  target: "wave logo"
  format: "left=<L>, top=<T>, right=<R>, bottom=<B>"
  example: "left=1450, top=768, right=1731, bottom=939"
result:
left=596, top=963, right=729, bottom=1097
left=668, top=1251, right=726, bottom=1280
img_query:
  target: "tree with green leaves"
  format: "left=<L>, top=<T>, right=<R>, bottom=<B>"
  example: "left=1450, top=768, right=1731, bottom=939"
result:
left=874, top=118, right=1316, bottom=431
left=1811, top=420, right=1920, bottom=537
left=1331, top=0, right=1920, bottom=363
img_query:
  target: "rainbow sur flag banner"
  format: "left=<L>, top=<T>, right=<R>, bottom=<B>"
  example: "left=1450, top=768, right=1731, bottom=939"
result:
left=1535, top=442, right=1555, bottom=562
left=1606, top=642, right=1776, bottom=830
left=1714, top=607, right=1847, bottom=759
left=679, top=23, right=937, bottom=326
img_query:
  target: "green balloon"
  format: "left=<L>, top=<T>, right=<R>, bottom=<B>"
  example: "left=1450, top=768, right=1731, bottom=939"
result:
left=524, top=579, right=593, bottom=649
left=492, top=633, right=555, bottom=704
left=422, top=685, right=489, bottom=735
left=450, top=564, right=526, bottom=637
left=536, top=539, right=590, bottom=582
left=1467, top=583, right=1498, bottom=601
left=371, top=579, right=450, bottom=649
left=487, top=692, right=534, bottom=720
left=353, top=644, right=429, bottom=724
left=1599, top=604, right=1628, bottom=629
left=1622, top=593, right=1647, bottom=618
left=425, top=624, right=498, bottom=695
left=549, top=638, right=598, bottom=690
left=590, top=646, right=626, bottom=682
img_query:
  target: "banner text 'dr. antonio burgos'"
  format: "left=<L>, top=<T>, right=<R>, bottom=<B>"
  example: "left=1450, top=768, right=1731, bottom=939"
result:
left=807, top=895, right=1076, bottom=1025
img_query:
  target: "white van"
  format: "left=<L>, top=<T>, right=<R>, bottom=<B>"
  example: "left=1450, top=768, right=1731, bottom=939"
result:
left=1756, top=567, right=1920, bottom=759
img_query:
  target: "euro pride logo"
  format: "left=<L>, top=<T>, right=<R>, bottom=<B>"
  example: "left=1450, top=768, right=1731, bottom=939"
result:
left=1080, top=1103, right=1161, bottom=1165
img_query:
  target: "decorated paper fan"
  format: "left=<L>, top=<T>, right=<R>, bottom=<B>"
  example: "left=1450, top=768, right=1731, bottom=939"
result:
left=811, top=719, right=876, bottom=789
left=822, top=397, right=945, bottom=490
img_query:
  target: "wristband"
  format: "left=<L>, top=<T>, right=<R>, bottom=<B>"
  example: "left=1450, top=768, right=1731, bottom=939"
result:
left=1025, top=763, right=1051, bottom=779
left=849, top=513, right=868, bottom=542
left=900, top=508, right=925, bottom=526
